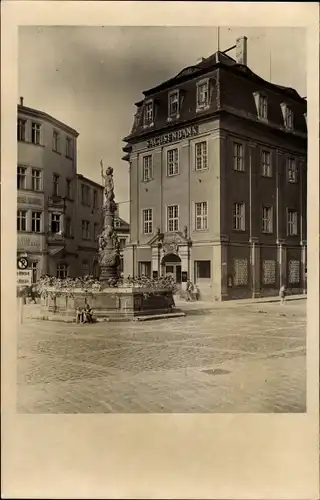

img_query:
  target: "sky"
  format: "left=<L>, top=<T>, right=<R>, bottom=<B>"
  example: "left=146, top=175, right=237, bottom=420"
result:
left=18, top=26, right=306, bottom=222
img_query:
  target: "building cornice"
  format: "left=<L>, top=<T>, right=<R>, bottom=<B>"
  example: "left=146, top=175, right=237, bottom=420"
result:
left=18, top=105, right=79, bottom=138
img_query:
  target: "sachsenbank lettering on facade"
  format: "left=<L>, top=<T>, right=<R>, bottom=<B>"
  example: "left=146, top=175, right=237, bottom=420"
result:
left=147, top=125, right=199, bottom=148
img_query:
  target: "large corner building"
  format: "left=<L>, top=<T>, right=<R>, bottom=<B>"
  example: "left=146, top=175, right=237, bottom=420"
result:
left=122, top=36, right=307, bottom=300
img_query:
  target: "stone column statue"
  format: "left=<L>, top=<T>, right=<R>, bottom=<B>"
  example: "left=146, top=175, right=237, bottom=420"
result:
left=98, top=163, right=121, bottom=285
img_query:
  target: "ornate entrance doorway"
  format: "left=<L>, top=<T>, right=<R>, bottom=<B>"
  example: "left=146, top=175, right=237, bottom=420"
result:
left=161, top=253, right=182, bottom=284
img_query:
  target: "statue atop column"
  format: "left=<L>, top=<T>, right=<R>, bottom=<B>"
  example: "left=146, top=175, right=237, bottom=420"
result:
left=98, top=161, right=121, bottom=285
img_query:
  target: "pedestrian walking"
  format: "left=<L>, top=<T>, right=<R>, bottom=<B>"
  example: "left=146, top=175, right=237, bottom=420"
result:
left=185, top=280, right=193, bottom=301
left=279, top=284, right=286, bottom=305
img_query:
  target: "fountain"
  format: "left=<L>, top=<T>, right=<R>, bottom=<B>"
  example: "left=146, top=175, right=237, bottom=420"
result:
left=36, top=165, right=185, bottom=323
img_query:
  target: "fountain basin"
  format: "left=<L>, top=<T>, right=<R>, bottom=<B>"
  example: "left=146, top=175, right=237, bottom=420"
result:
left=40, top=287, right=185, bottom=322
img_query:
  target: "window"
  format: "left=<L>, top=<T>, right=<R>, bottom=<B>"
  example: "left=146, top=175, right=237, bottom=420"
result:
left=51, top=213, right=61, bottom=234
left=17, top=119, right=26, bottom=141
left=139, top=262, right=152, bottom=277
left=17, top=210, right=27, bottom=231
left=31, top=261, right=38, bottom=283
left=82, top=220, right=91, bottom=240
left=195, top=260, right=211, bottom=279
left=167, top=148, right=179, bottom=176
left=254, top=92, right=268, bottom=119
left=65, top=217, right=72, bottom=238
left=52, top=174, right=60, bottom=196
left=288, top=260, right=300, bottom=284
left=66, top=179, right=72, bottom=199
left=53, top=131, right=60, bottom=152
left=233, top=142, right=244, bottom=171
left=93, top=189, right=97, bottom=208
left=81, top=184, right=91, bottom=206
left=197, top=80, right=209, bottom=109
left=281, top=103, right=294, bottom=130
left=259, top=95, right=268, bottom=119
left=287, top=209, right=298, bottom=236
left=82, top=261, right=89, bottom=276
left=119, top=238, right=126, bottom=250
left=261, top=206, right=273, bottom=233
left=93, top=223, right=99, bottom=240
left=114, top=219, right=121, bottom=228
left=195, top=202, right=208, bottom=230
left=262, top=260, right=276, bottom=285
left=66, top=137, right=73, bottom=158
left=234, top=259, right=249, bottom=285
left=143, top=155, right=153, bottom=181
left=142, top=208, right=153, bottom=234
left=31, top=211, right=42, bottom=233
left=287, top=158, right=298, bottom=183
left=32, top=169, right=42, bottom=191
left=17, top=166, right=27, bottom=189
left=261, top=150, right=272, bottom=177
left=195, top=141, right=208, bottom=171
left=286, top=107, right=294, bottom=129
left=144, top=101, right=153, bottom=125
left=233, top=202, right=245, bottom=231
left=167, top=205, right=179, bottom=232
left=31, top=122, right=41, bottom=145
left=168, top=90, right=179, bottom=117
left=56, top=263, right=68, bottom=279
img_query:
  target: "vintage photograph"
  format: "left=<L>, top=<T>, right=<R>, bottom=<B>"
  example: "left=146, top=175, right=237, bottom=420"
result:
left=16, top=26, right=307, bottom=414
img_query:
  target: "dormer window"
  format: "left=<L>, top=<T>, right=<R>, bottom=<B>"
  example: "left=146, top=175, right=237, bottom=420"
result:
left=254, top=92, right=268, bottom=120
left=144, top=100, right=154, bottom=126
left=196, top=79, right=209, bottom=110
left=168, top=90, right=179, bottom=118
left=281, top=103, right=294, bottom=130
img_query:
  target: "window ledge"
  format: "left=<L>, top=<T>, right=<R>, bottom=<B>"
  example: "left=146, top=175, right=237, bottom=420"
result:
left=195, top=167, right=209, bottom=173
left=196, top=105, right=210, bottom=113
left=167, top=115, right=180, bottom=122
left=167, top=172, right=180, bottom=178
left=143, top=122, right=154, bottom=129
left=193, top=229, right=209, bottom=233
left=52, top=149, right=61, bottom=155
left=142, top=178, right=154, bottom=183
left=232, top=229, right=246, bottom=233
left=233, top=168, right=245, bottom=173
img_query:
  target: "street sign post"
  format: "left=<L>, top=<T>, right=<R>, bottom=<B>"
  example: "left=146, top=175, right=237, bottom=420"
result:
left=17, top=270, right=32, bottom=325
left=17, top=257, right=29, bottom=270
left=17, top=270, right=32, bottom=287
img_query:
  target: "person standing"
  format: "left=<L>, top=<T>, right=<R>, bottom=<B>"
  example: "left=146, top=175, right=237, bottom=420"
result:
left=279, top=284, right=286, bottom=305
left=185, top=280, right=193, bottom=302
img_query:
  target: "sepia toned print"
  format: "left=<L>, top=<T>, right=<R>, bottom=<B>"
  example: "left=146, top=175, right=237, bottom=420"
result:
left=17, top=26, right=307, bottom=414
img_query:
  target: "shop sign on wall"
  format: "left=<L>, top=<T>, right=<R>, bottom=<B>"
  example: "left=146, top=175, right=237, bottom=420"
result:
left=147, top=125, right=199, bottom=148
left=17, top=194, right=43, bottom=206
left=18, top=234, right=41, bottom=252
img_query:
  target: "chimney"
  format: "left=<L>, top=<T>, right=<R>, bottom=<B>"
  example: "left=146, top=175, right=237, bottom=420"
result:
left=20, top=96, right=24, bottom=106
left=236, top=36, right=247, bottom=65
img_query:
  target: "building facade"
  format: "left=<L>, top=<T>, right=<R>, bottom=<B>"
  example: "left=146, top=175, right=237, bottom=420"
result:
left=17, top=100, right=130, bottom=281
left=17, top=99, right=79, bottom=281
left=122, top=37, right=307, bottom=300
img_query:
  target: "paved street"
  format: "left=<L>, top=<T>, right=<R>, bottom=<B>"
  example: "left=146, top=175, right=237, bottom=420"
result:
left=17, top=300, right=306, bottom=413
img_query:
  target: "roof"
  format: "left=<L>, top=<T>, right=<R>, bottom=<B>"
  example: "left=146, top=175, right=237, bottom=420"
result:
left=142, top=50, right=304, bottom=102
left=17, top=104, right=79, bottom=137
left=77, top=174, right=103, bottom=190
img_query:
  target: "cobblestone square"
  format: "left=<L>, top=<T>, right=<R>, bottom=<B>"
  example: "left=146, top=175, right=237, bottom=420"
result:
left=17, top=300, right=306, bottom=413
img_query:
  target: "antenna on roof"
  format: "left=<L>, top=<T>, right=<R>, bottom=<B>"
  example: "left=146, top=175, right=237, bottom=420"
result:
left=217, top=27, right=220, bottom=51
left=269, top=52, right=272, bottom=82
